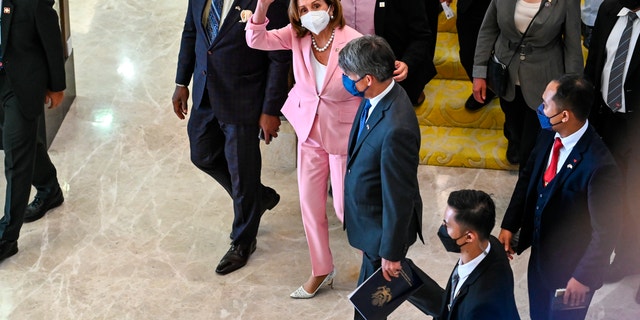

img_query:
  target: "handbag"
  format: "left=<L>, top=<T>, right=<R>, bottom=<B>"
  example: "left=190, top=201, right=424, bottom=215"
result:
left=485, top=5, right=543, bottom=97
left=486, top=53, right=508, bottom=97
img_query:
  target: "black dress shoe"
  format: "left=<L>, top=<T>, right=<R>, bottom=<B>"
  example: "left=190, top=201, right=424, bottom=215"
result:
left=506, top=142, right=520, bottom=165
left=24, top=188, right=64, bottom=223
left=215, top=239, right=257, bottom=275
left=0, top=240, right=18, bottom=263
left=261, top=186, right=280, bottom=214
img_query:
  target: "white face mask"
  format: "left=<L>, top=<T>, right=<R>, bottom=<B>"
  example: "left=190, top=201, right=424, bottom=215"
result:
left=300, top=6, right=331, bottom=35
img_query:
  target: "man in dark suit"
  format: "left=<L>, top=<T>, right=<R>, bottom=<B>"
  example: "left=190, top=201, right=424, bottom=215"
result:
left=440, top=0, right=494, bottom=111
left=499, top=74, right=622, bottom=320
left=171, top=0, right=290, bottom=275
left=338, top=35, right=423, bottom=319
left=409, top=189, right=520, bottom=320
left=0, top=0, right=67, bottom=263
left=584, top=0, right=640, bottom=283
left=341, top=0, right=437, bottom=106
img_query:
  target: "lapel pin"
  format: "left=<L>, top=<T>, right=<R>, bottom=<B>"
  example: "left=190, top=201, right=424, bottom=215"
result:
left=545, top=0, right=552, bottom=7
left=366, top=124, right=370, bottom=130
left=379, top=2, right=385, bottom=8
left=3, top=7, right=10, bottom=14
left=567, top=164, right=573, bottom=169
left=235, top=6, right=241, bottom=11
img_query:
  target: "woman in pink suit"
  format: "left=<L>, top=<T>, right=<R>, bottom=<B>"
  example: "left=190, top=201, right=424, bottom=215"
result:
left=246, top=0, right=361, bottom=298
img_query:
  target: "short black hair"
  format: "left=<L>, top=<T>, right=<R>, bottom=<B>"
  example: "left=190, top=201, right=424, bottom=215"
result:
left=552, top=74, right=595, bottom=121
left=447, top=189, right=496, bottom=240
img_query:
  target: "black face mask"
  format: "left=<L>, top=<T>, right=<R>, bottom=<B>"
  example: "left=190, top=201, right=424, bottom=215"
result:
left=437, top=224, right=468, bottom=253
left=619, top=0, right=640, bottom=9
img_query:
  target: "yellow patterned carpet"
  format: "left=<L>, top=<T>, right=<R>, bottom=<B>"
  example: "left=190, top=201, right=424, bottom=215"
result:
left=417, top=3, right=516, bottom=170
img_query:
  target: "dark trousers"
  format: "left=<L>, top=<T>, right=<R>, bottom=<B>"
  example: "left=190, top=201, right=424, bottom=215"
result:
left=500, top=86, right=540, bottom=166
left=591, top=107, right=640, bottom=267
left=528, top=252, right=591, bottom=320
left=354, top=251, right=382, bottom=320
left=0, top=72, right=59, bottom=241
left=187, top=94, right=265, bottom=245
left=456, top=0, right=491, bottom=81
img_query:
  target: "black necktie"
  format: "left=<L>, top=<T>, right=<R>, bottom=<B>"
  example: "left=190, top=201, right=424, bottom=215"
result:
left=449, top=266, right=460, bottom=309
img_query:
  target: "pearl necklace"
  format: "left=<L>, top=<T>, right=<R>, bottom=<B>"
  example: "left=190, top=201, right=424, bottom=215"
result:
left=311, top=29, right=335, bottom=52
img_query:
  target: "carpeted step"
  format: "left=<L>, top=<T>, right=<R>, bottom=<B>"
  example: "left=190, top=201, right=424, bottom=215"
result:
left=416, top=79, right=503, bottom=130
left=433, top=32, right=468, bottom=81
left=419, top=125, right=516, bottom=170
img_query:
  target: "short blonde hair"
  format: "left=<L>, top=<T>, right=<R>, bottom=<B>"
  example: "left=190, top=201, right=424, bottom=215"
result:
left=288, top=0, right=346, bottom=38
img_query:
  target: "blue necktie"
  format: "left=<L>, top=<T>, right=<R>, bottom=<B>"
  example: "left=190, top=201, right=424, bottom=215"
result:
left=207, top=0, right=223, bottom=44
left=357, top=99, right=372, bottom=140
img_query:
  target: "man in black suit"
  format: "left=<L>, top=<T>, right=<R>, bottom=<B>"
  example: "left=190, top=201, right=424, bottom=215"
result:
left=338, top=35, right=423, bottom=319
left=409, top=189, right=520, bottom=320
left=584, top=0, right=640, bottom=283
left=440, top=0, right=494, bottom=111
left=0, top=0, right=67, bottom=263
left=172, top=0, right=290, bottom=275
left=341, top=0, right=437, bottom=106
left=499, top=74, right=622, bottom=320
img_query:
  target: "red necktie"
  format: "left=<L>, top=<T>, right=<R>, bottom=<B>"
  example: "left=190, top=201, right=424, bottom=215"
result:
left=543, top=137, right=563, bottom=187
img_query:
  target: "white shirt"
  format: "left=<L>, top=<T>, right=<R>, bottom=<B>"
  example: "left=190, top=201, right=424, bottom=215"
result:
left=311, top=53, right=327, bottom=93
left=452, top=242, right=491, bottom=300
left=601, top=9, right=640, bottom=113
left=546, top=121, right=589, bottom=175
left=514, top=0, right=540, bottom=34
left=366, top=80, right=395, bottom=121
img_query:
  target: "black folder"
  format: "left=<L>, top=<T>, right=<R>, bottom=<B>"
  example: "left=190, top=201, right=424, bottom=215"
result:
left=348, top=259, right=425, bottom=320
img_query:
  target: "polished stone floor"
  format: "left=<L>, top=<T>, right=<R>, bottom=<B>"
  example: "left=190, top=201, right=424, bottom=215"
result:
left=0, top=0, right=638, bottom=319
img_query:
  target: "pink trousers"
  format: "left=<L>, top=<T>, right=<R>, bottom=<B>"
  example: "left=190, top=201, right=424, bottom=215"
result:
left=297, top=116, right=347, bottom=277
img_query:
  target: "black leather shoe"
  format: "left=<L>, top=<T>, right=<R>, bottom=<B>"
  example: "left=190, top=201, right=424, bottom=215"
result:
left=24, top=188, right=64, bottom=223
left=215, top=239, right=257, bottom=275
left=0, top=240, right=18, bottom=263
left=506, top=142, right=520, bottom=165
left=464, top=91, right=495, bottom=112
left=261, top=186, right=280, bottom=214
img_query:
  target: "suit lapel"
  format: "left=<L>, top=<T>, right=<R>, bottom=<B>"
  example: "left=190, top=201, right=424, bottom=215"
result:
left=527, top=132, right=554, bottom=194
left=347, top=84, right=398, bottom=167
left=210, top=0, right=248, bottom=48
left=320, top=29, right=346, bottom=93
left=543, top=128, right=593, bottom=199
left=1, top=0, right=13, bottom=58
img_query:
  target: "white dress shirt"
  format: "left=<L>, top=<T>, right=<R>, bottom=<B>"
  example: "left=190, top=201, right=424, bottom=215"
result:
left=452, top=242, right=491, bottom=300
left=546, top=121, right=589, bottom=174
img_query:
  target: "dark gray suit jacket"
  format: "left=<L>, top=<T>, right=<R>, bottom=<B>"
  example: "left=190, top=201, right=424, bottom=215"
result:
left=473, top=0, right=583, bottom=108
left=344, top=83, right=422, bottom=261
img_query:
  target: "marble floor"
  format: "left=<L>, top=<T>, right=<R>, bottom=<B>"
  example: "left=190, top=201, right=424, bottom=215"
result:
left=0, top=0, right=639, bottom=319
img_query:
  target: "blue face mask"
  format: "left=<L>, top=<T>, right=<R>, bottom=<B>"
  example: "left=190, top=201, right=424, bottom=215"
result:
left=342, top=74, right=368, bottom=97
left=536, top=103, right=563, bottom=131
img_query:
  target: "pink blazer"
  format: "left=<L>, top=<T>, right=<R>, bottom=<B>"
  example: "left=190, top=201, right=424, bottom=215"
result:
left=246, top=20, right=362, bottom=155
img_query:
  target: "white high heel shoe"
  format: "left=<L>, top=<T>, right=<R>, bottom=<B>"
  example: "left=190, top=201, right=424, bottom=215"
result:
left=289, top=270, right=336, bottom=299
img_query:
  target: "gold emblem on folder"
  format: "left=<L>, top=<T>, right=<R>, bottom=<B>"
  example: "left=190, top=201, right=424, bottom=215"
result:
left=371, top=286, right=392, bottom=307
